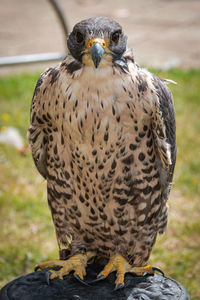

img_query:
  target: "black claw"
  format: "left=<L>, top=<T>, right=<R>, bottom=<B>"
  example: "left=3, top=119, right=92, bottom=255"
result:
left=45, top=271, right=52, bottom=285
left=87, top=258, right=94, bottom=265
left=74, top=275, right=91, bottom=287
left=152, top=267, right=165, bottom=276
left=114, top=283, right=124, bottom=291
left=34, top=265, right=40, bottom=272
left=89, top=275, right=105, bottom=284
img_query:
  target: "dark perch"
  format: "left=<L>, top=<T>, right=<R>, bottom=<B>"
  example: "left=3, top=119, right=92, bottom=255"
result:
left=0, top=263, right=189, bottom=300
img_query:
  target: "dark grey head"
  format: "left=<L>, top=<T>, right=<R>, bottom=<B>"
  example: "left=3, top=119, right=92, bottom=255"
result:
left=67, top=17, right=127, bottom=68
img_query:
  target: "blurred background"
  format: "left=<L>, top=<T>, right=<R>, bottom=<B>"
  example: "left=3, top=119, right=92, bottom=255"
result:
left=0, top=0, right=200, bottom=298
left=1, top=0, right=200, bottom=74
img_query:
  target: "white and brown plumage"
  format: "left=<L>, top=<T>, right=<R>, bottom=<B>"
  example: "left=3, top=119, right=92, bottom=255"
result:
left=28, top=17, right=176, bottom=288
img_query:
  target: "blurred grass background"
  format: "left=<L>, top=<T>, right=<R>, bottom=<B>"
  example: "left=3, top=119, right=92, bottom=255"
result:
left=0, top=69, right=200, bottom=299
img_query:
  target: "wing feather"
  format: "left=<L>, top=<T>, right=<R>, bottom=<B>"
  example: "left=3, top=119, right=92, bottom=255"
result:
left=28, top=67, right=59, bottom=179
left=152, top=75, right=176, bottom=195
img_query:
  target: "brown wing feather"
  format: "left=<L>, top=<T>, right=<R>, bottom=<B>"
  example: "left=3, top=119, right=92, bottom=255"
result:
left=28, top=67, right=60, bottom=179
left=152, top=75, right=176, bottom=187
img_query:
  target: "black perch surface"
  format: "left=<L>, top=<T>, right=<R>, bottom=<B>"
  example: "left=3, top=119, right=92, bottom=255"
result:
left=0, top=263, right=189, bottom=300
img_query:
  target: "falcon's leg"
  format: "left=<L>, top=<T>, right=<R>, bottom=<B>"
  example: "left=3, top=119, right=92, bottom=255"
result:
left=93, top=254, right=155, bottom=290
left=35, top=251, right=96, bottom=283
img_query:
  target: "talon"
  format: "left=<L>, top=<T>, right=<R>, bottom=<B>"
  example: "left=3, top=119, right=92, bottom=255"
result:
left=89, top=274, right=106, bottom=284
left=95, top=254, right=128, bottom=289
left=152, top=267, right=165, bottom=276
left=97, top=274, right=106, bottom=281
left=114, top=283, right=124, bottom=291
left=36, top=251, right=96, bottom=283
left=34, top=265, right=40, bottom=272
left=87, top=258, right=94, bottom=265
left=74, top=274, right=91, bottom=286
left=45, top=271, right=52, bottom=285
left=94, top=254, right=157, bottom=289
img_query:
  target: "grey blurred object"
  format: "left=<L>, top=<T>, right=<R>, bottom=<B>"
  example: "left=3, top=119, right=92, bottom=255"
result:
left=0, top=0, right=68, bottom=67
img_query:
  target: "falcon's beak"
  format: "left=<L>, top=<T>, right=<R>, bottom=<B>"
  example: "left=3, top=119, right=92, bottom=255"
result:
left=86, top=38, right=107, bottom=68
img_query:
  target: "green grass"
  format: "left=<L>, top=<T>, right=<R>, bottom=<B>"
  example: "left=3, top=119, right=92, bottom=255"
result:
left=0, top=69, right=200, bottom=299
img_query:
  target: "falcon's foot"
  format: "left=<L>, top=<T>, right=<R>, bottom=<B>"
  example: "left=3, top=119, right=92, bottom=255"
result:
left=35, top=251, right=96, bottom=284
left=93, top=253, right=155, bottom=290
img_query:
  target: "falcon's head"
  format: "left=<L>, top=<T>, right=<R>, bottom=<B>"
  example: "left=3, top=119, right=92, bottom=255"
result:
left=67, top=17, right=127, bottom=68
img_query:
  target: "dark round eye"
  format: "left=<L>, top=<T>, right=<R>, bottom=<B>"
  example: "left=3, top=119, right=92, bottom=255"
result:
left=111, top=31, right=121, bottom=43
left=75, top=31, right=84, bottom=44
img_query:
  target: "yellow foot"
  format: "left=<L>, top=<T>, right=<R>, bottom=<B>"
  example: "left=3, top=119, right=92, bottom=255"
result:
left=94, top=254, right=155, bottom=290
left=35, top=251, right=96, bottom=284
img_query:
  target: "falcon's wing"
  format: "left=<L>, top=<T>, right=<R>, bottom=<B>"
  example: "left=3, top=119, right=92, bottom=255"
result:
left=28, top=67, right=60, bottom=179
left=151, top=75, right=176, bottom=195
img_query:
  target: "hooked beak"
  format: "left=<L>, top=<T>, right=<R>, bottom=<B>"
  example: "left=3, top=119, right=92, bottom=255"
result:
left=85, top=38, right=108, bottom=68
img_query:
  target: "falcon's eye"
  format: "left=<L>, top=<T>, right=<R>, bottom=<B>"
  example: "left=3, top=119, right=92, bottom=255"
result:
left=75, top=31, right=84, bottom=44
left=111, top=31, right=121, bottom=43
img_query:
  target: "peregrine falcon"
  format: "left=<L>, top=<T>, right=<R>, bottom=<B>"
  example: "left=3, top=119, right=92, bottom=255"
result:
left=28, top=17, right=176, bottom=289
